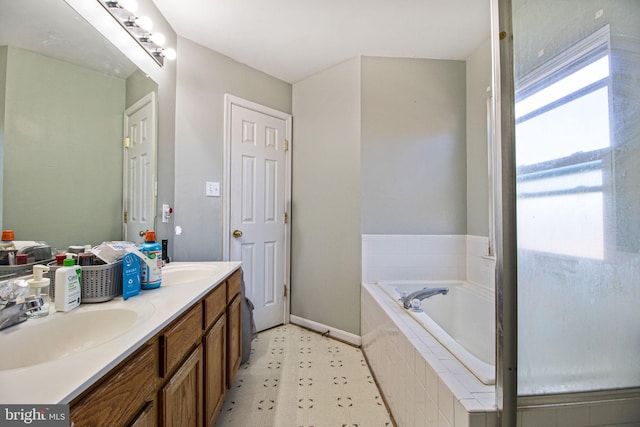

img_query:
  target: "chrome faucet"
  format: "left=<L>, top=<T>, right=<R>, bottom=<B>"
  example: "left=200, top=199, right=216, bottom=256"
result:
left=0, top=296, right=44, bottom=330
left=401, top=287, right=449, bottom=310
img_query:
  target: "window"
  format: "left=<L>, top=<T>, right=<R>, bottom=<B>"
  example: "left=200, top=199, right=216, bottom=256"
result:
left=515, top=27, right=612, bottom=260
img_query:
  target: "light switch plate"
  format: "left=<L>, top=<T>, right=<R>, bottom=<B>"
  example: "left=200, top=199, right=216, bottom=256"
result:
left=205, top=181, right=220, bottom=197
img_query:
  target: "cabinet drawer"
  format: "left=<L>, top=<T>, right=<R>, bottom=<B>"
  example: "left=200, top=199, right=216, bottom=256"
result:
left=203, top=283, right=226, bottom=330
left=161, top=304, right=203, bottom=377
left=71, top=343, right=157, bottom=426
left=226, top=269, right=242, bottom=303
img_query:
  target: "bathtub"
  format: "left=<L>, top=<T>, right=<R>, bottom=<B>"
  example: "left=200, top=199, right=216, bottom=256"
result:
left=378, top=280, right=495, bottom=385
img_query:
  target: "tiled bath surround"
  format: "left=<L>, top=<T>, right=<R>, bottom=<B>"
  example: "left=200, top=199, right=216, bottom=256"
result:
left=361, top=234, right=495, bottom=289
left=361, top=235, right=640, bottom=427
left=362, top=283, right=497, bottom=427
left=361, top=234, right=497, bottom=427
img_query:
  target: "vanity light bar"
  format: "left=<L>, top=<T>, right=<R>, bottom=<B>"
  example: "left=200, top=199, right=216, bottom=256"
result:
left=98, top=0, right=176, bottom=67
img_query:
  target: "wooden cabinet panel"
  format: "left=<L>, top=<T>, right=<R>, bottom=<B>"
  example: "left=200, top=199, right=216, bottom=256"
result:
left=226, top=269, right=242, bottom=304
left=70, top=267, right=243, bottom=427
left=70, top=343, right=156, bottom=427
left=128, top=401, right=155, bottom=427
left=226, top=294, right=242, bottom=388
left=160, top=346, right=203, bottom=427
left=203, top=283, right=226, bottom=330
left=204, top=315, right=226, bottom=426
left=161, top=304, right=203, bottom=377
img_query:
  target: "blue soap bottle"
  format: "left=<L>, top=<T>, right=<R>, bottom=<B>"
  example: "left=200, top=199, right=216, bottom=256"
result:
left=139, top=230, right=162, bottom=289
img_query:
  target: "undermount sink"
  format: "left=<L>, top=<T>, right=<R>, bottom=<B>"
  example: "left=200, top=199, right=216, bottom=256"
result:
left=0, top=306, right=152, bottom=371
left=161, top=264, right=221, bottom=286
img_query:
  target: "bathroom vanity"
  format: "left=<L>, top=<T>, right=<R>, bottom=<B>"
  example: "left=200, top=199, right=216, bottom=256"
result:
left=0, top=261, right=242, bottom=426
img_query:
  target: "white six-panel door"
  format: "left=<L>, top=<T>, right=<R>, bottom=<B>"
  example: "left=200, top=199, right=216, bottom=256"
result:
left=227, top=97, right=290, bottom=332
left=124, top=92, right=156, bottom=245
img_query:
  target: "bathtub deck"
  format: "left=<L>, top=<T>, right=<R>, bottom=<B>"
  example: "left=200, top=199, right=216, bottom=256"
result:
left=362, top=282, right=497, bottom=427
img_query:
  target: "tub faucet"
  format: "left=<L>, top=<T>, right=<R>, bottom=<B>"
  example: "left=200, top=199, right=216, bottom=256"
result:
left=0, top=296, right=44, bottom=330
left=402, top=287, right=449, bottom=309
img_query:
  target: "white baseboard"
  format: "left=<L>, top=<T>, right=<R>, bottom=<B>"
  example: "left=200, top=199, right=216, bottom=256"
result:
left=289, top=315, right=361, bottom=347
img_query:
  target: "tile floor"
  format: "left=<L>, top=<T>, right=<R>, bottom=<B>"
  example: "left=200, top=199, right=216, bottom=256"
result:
left=215, top=324, right=395, bottom=427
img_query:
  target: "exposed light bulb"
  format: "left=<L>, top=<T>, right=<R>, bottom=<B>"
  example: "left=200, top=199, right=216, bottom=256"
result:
left=136, top=16, right=153, bottom=32
left=163, top=48, right=177, bottom=61
left=149, top=32, right=166, bottom=47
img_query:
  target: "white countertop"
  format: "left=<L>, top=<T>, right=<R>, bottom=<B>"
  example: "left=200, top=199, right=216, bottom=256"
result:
left=0, top=261, right=241, bottom=404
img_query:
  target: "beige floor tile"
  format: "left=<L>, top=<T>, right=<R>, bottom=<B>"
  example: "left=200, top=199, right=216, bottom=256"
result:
left=215, top=324, right=393, bottom=427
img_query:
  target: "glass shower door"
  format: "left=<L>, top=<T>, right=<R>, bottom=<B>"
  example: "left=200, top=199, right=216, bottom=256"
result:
left=512, top=0, right=640, bottom=396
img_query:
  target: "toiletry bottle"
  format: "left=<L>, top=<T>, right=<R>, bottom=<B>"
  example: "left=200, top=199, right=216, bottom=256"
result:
left=27, top=264, right=51, bottom=318
left=1, top=230, right=16, bottom=265
left=55, top=255, right=82, bottom=312
left=139, top=230, right=162, bottom=289
left=122, top=252, right=141, bottom=299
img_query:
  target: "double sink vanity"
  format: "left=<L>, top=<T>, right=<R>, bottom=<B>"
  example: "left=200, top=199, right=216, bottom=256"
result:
left=0, top=261, right=243, bottom=426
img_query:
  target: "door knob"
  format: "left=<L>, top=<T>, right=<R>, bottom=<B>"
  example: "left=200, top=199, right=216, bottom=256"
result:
left=232, top=230, right=243, bottom=238
left=139, top=230, right=146, bottom=237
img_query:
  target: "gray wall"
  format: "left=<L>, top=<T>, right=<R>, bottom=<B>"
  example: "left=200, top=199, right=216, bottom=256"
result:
left=135, top=0, right=178, bottom=257
left=2, top=47, right=125, bottom=250
left=291, top=58, right=362, bottom=335
left=291, top=56, right=472, bottom=335
left=126, top=69, right=158, bottom=109
left=361, top=57, right=467, bottom=234
left=0, top=46, right=6, bottom=227
left=466, top=38, right=492, bottom=237
left=172, top=37, right=292, bottom=261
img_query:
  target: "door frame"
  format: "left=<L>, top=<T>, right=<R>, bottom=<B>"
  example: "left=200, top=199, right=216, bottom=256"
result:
left=222, top=94, right=292, bottom=324
left=122, top=91, right=157, bottom=242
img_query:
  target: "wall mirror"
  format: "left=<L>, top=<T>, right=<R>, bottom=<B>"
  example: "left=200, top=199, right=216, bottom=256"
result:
left=0, top=0, right=158, bottom=252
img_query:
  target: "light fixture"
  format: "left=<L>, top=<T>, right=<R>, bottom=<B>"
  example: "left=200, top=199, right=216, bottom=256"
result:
left=149, top=32, right=166, bottom=47
left=99, top=0, right=176, bottom=66
left=105, top=0, right=137, bottom=14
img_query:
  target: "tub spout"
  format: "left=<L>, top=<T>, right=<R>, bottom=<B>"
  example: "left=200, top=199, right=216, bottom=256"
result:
left=402, top=287, right=449, bottom=309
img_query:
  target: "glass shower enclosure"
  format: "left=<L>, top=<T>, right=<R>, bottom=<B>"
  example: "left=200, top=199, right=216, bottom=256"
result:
left=496, top=0, right=640, bottom=425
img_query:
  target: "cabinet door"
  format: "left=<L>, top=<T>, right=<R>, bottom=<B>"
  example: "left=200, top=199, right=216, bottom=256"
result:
left=204, top=315, right=226, bottom=426
left=160, top=346, right=203, bottom=427
left=226, top=294, right=242, bottom=388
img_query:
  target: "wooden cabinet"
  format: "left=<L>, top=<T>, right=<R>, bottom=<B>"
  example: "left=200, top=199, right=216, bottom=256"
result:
left=160, top=346, right=203, bottom=427
left=226, top=293, right=242, bottom=388
left=203, top=282, right=226, bottom=329
left=69, top=267, right=242, bottom=427
left=204, top=315, right=226, bottom=426
left=70, top=342, right=157, bottom=426
left=160, top=304, right=203, bottom=378
left=128, top=401, right=155, bottom=427
left=226, top=269, right=241, bottom=304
